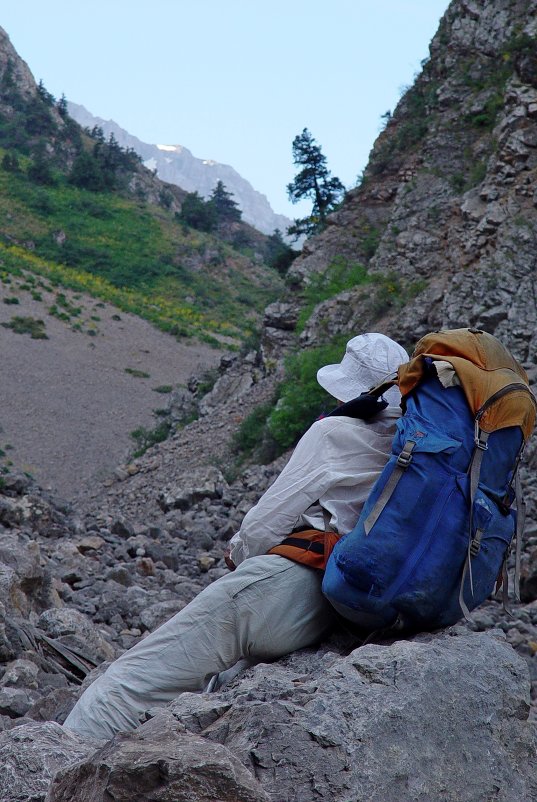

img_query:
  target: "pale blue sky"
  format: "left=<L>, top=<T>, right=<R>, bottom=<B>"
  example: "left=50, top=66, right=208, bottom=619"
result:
left=2, top=1, right=448, bottom=217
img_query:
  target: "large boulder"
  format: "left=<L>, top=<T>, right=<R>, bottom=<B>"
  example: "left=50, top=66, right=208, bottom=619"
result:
left=47, top=714, right=269, bottom=802
left=0, top=721, right=98, bottom=802
left=163, top=630, right=537, bottom=802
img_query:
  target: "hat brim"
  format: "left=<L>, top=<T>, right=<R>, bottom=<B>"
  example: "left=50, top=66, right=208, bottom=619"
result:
left=316, top=364, right=370, bottom=402
left=317, top=363, right=402, bottom=406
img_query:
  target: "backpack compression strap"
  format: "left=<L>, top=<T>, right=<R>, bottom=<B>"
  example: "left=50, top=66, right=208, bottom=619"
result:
left=458, top=426, right=490, bottom=619
left=513, top=470, right=525, bottom=602
left=363, top=439, right=417, bottom=535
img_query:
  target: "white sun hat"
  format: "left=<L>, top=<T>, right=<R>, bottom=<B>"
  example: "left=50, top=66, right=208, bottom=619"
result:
left=316, top=333, right=409, bottom=406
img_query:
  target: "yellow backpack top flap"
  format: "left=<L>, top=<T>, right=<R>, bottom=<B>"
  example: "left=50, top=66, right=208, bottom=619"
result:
left=397, top=328, right=537, bottom=440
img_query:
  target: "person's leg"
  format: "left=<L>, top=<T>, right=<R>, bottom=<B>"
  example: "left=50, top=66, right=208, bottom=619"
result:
left=64, top=555, right=336, bottom=740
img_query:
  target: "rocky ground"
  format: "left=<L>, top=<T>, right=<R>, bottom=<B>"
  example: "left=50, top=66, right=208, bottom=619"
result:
left=0, top=346, right=536, bottom=799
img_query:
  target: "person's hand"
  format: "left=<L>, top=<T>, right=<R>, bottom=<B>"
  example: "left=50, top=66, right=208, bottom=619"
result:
left=224, top=549, right=236, bottom=571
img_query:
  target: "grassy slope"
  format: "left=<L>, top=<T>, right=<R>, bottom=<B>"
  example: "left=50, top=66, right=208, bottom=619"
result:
left=0, top=149, right=283, bottom=346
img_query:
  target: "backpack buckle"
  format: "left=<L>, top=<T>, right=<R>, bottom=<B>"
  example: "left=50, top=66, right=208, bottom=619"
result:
left=469, top=538, right=481, bottom=557
left=396, top=440, right=416, bottom=468
left=474, top=421, right=488, bottom=450
left=470, top=528, right=484, bottom=558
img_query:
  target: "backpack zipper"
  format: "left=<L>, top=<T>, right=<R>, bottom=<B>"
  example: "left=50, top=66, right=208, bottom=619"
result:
left=475, top=382, right=537, bottom=424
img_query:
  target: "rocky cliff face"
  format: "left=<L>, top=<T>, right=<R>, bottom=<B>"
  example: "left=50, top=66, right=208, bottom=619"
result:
left=0, top=27, right=36, bottom=103
left=291, top=0, right=537, bottom=360
left=67, top=102, right=292, bottom=237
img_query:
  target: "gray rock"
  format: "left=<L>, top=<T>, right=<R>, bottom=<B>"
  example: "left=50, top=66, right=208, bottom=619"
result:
left=0, top=497, right=32, bottom=528
left=0, top=534, right=42, bottom=593
left=0, top=720, right=98, bottom=802
left=199, top=371, right=256, bottom=416
left=104, top=566, right=133, bottom=586
left=0, top=472, right=33, bottom=496
left=110, top=517, right=134, bottom=538
left=0, top=687, right=40, bottom=718
left=138, top=600, right=186, bottom=632
left=159, top=467, right=227, bottom=512
left=166, top=387, right=198, bottom=424
left=37, top=609, right=116, bottom=662
left=47, top=713, right=270, bottom=802
left=263, top=301, right=299, bottom=331
left=167, top=631, right=536, bottom=802
left=27, top=688, right=79, bottom=725
left=0, top=564, right=38, bottom=619
left=0, top=659, right=39, bottom=689
left=521, top=544, right=537, bottom=602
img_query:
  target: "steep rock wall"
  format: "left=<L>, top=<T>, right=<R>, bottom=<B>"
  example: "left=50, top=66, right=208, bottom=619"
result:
left=292, top=0, right=537, bottom=359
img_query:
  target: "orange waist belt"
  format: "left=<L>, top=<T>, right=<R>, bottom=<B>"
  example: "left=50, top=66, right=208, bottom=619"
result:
left=267, top=529, right=341, bottom=571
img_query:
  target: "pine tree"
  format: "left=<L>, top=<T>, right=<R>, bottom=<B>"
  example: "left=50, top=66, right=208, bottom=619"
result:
left=57, top=94, right=68, bottom=118
left=208, top=181, right=242, bottom=224
left=178, top=192, right=217, bottom=232
left=36, top=79, right=55, bottom=106
left=286, top=128, right=344, bottom=239
left=265, top=229, right=297, bottom=274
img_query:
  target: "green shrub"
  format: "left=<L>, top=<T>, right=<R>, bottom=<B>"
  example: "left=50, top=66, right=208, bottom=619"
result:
left=130, top=421, right=172, bottom=457
left=0, top=139, right=282, bottom=344
left=1, top=315, right=48, bottom=339
left=49, top=305, right=71, bottom=321
left=450, top=160, right=487, bottom=194
left=195, top=367, right=219, bottom=397
left=467, top=160, right=487, bottom=188
left=468, top=92, right=504, bottom=129
left=152, top=385, right=173, bottom=394
left=450, top=173, right=466, bottom=192
left=3, top=296, right=19, bottom=304
left=28, top=154, right=58, bottom=186
left=297, top=257, right=368, bottom=331
left=504, top=32, right=535, bottom=57
left=268, top=339, right=347, bottom=450
left=361, top=225, right=381, bottom=259
left=232, top=401, right=275, bottom=455
left=125, top=367, right=150, bottom=378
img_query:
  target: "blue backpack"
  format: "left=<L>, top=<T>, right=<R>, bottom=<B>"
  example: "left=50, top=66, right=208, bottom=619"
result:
left=322, top=329, right=537, bottom=632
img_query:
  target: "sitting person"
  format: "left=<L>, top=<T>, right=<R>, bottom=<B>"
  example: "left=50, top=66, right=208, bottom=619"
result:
left=64, top=332, right=408, bottom=740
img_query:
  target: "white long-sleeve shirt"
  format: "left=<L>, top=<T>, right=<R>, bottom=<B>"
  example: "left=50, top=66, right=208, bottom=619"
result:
left=229, top=408, right=400, bottom=566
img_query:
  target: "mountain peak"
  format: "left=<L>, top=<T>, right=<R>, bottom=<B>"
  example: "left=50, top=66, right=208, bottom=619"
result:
left=68, top=102, right=291, bottom=236
left=156, top=143, right=183, bottom=153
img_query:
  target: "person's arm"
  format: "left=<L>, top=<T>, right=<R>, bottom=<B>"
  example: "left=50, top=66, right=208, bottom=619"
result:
left=228, top=420, right=336, bottom=566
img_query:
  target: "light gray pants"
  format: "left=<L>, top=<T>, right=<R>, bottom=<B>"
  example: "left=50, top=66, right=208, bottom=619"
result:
left=64, top=555, right=337, bottom=740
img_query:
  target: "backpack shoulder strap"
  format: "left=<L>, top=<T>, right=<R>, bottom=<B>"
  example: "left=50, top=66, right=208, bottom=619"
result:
left=458, top=425, right=490, bottom=619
